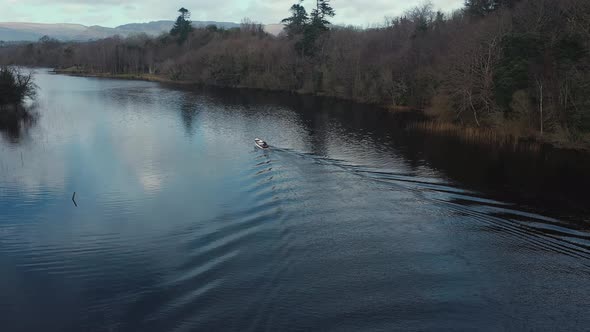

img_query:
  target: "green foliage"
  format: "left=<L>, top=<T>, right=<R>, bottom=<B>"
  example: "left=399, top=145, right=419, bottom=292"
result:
left=282, top=0, right=335, bottom=56
left=494, top=34, right=541, bottom=111
left=554, top=36, right=587, bottom=64
left=494, top=32, right=590, bottom=134
left=464, top=0, right=518, bottom=18
left=310, top=0, right=335, bottom=31
left=205, top=24, right=218, bottom=32
left=304, top=0, right=335, bottom=56
left=170, top=7, right=193, bottom=44
left=297, top=24, right=320, bottom=56
left=281, top=1, right=309, bottom=38
left=464, top=0, right=497, bottom=18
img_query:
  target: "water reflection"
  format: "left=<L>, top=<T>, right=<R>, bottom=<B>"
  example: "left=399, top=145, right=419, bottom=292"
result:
left=0, top=103, right=38, bottom=144
left=1, top=71, right=589, bottom=331
left=191, top=86, right=590, bottom=220
left=180, top=95, right=201, bottom=136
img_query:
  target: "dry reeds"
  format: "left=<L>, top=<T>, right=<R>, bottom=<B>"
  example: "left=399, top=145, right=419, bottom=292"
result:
left=407, top=121, right=542, bottom=153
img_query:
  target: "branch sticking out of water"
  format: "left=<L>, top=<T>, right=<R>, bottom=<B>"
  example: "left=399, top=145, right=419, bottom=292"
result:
left=72, top=192, right=77, bottom=207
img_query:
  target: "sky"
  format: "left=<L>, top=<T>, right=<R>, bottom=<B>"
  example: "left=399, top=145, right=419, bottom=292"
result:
left=0, top=0, right=465, bottom=27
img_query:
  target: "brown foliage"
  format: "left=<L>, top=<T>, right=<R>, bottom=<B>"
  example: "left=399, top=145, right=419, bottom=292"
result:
left=1, top=0, right=589, bottom=140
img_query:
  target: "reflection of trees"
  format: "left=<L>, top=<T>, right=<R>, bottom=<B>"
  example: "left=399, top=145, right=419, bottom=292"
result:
left=0, top=104, right=38, bottom=144
left=180, top=96, right=200, bottom=136
left=294, top=96, right=330, bottom=156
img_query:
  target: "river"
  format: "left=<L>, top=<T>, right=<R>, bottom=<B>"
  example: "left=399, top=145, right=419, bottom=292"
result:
left=0, top=70, right=589, bottom=331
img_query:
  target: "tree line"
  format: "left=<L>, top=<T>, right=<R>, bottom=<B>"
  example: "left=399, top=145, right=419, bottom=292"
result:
left=1, top=0, right=589, bottom=141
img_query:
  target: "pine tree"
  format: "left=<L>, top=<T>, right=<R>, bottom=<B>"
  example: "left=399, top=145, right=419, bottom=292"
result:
left=281, top=0, right=336, bottom=56
left=281, top=1, right=309, bottom=38
left=496, top=0, right=519, bottom=8
left=464, top=0, right=518, bottom=18
left=464, top=0, right=497, bottom=18
left=310, top=0, right=335, bottom=31
left=170, top=7, right=193, bottom=44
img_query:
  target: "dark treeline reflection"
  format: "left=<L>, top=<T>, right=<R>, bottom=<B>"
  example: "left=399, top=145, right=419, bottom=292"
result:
left=0, top=104, right=37, bottom=144
left=2, top=0, right=590, bottom=145
left=183, top=86, right=590, bottom=222
left=404, top=134, right=590, bottom=222
left=1, top=72, right=589, bottom=332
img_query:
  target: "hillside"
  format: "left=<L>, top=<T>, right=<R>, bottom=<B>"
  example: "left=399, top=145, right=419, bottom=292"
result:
left=0, top=20, right=263, bottom=42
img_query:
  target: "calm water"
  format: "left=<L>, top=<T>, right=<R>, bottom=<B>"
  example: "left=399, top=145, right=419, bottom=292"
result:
left=1, top=70, right=589, bottom=331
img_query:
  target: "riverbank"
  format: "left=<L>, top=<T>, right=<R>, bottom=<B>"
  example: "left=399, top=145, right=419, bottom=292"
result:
left=53, top=67, right=414, bottom=109
left=51, top=67, right=590, bottom=152
left=52, top=68, right=194, bottom=85
left=408, top=122, right=590, bottom=152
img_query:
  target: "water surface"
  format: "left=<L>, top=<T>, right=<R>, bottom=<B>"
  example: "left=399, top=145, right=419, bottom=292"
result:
left=1, top=70, right=589, bottom=331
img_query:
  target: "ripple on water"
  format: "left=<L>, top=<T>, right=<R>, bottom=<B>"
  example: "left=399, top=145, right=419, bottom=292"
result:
left=1, top=71, right=590, bottom=331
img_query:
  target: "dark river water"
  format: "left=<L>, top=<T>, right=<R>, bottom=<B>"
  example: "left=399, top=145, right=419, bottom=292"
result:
left=1, top=70, right=589, bottom=331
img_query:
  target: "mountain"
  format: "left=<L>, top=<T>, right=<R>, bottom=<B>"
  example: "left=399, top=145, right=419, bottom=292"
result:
left=0, top=27, right=44, bottom=42
left=0, top=20, right=246, bottom=42
left=0, top=23, right=87, bottom=41
left=263, top=24, right=285, bottom=36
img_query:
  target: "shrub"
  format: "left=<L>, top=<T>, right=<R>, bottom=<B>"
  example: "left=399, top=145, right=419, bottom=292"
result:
left=0, top=66, right=36, bottom=106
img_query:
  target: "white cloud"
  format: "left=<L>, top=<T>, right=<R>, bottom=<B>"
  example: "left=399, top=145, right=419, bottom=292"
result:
left=0, top=0, right=465, bottom=26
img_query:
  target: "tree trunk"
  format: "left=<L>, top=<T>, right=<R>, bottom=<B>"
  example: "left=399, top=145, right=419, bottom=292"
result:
left=468, top=91, right=480, bottom=127
left=537, top=79, right=544, bottom=135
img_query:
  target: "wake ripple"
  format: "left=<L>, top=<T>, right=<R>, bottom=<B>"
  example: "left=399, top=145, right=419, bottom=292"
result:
left=274, top=149, right=590, bottom=263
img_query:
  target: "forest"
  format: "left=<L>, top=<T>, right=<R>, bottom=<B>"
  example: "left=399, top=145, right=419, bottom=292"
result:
left=1, top=0, right=589, bottom=145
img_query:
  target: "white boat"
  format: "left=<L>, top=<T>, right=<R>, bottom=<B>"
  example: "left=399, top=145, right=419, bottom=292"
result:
left=255, top=138, right=269, bottom=149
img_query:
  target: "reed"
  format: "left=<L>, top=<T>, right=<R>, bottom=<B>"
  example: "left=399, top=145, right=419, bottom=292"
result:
left=407, top=121, right=542, bottom=153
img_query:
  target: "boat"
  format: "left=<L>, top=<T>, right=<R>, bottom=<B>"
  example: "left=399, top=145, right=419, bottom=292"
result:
left=255, top=138, right=269, bottom=149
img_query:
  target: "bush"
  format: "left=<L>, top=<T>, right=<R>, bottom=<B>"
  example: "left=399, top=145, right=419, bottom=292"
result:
left=0, top=66, right=36, bottom=106
left=426, top=94, right=454, bottom=122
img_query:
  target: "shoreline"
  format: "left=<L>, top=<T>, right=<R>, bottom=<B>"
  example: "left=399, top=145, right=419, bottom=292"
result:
left=49, top=68, right=590, bottom=152
left=51, top=69, right=195, bottom=85
left=51, top=68, right=413, bottom=110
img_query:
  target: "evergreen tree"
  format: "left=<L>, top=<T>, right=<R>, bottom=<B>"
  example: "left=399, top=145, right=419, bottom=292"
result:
left=464, top=0, right=497, bottom=18
left=170, top=7, right=193, bottom=44
left=496, top=0, right=519, bottom=8
left=281, top=1, right=309, bottom=38
left=464, top=0, right=519, bottom=18
left=296, top=0, right=335, bottom=56
left=310, top=0, right=335, bottom=31
left=281, top=0, right=335, bottom=56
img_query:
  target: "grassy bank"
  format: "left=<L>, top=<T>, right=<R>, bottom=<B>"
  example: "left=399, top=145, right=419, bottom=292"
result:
left=407, top=122, right=590, bottom=152
left=52, top=67, right=419, bottom=107
left=51, top=67, right=590, bottom=152
left=52, top=67, right=194, bottom=85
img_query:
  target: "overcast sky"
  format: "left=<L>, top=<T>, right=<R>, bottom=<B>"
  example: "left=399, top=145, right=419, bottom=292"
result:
left=0, top=0, right=464, bottom=27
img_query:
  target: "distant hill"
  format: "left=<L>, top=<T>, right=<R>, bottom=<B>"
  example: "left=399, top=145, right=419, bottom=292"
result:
left=0, top=23, right=86, bottom=41
left=264, top=24, right=285, bottom=36
left=0, top=26, right=44, bottom=42
left=0, top=20, right=251, bottom=42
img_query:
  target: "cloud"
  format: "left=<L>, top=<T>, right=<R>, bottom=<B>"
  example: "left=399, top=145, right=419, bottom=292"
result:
left=0, top=0, right=465, bottom=26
